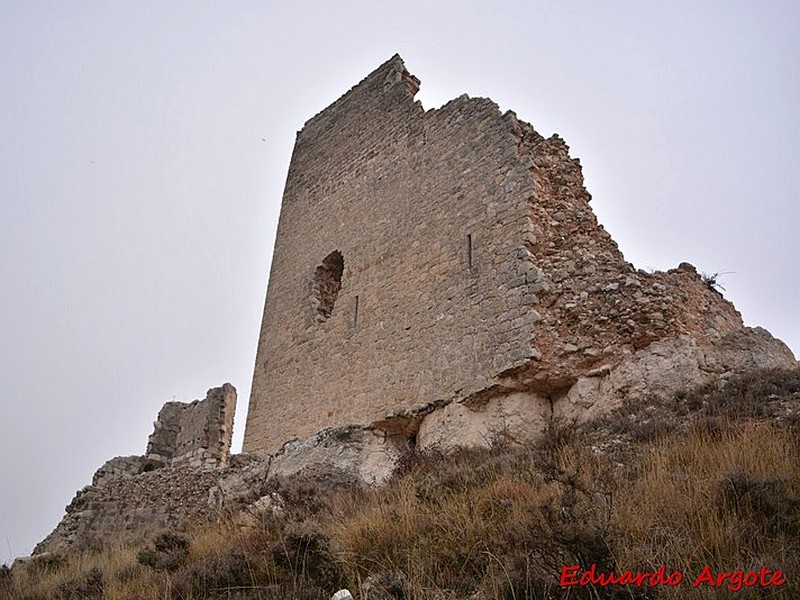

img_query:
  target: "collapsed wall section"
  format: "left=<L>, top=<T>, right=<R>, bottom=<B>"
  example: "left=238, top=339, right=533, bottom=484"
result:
left=35, top=384, right=238, bottom=554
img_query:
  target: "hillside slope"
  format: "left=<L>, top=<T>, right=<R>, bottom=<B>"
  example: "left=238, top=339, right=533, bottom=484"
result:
left=4, top=367, right=799, bottom=599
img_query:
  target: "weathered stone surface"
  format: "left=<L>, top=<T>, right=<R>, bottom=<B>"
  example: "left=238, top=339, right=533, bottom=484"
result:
left=208, top=453, right=271, bottom=515
left=268, top=426, right=405, bottom=487
left=235, top=492, right=287, bottom=529
left=90, top=455, right=156, bottom=487
left=34, top=465, right=221, bottom=554
left=147, top=383, right=236, bottom=470
left=553, top=326, right=796, bottom=424
left=244, top=55, right=796, bottom=455
left=417, top=392, right=551, bottom=451
left=416, top=327, right=796, bottom=449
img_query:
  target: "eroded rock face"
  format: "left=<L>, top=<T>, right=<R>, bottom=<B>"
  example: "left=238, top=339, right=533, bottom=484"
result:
left=409, top=327, right=796, bottom=451
left=268, top=426, right=405, bottom=487
left=553, top=327, right=797, bottom=425
left=417, top=392, right=551, bottom=452
left=208, top=453, right=271, bottom=515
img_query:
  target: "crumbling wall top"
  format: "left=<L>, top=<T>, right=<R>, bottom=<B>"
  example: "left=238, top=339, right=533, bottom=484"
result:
left=146, top=383, right=236, bottom=470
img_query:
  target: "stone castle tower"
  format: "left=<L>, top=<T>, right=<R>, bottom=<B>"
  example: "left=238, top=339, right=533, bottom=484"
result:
left=243, top=55, right=795, bottom=454
left=34, top=56, right=795, bottom=557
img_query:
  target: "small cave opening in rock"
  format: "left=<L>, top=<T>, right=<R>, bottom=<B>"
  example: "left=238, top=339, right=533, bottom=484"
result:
left=313, top=250, right=344, bottom=320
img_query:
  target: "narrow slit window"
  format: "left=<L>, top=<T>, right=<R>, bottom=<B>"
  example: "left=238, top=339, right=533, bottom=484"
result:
left=353, top=295, right=360, bottom=327
left=467, top=233, right=473, bottom=271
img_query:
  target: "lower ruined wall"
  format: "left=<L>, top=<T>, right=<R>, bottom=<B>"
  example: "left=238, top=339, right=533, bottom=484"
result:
left=146, top=383, right=236, bottom=470
left=33, top=452, right=275, bottom=555
left=35, top=384, right=240, bottom=555
left=34, top=461, right=221, bottom=554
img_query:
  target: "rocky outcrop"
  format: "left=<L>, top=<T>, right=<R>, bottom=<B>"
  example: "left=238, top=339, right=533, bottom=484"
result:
left=208, top=453, right=271, bottom=516
left=268, top=426, right=404, bottom=487
left=411, top=326, right=795, bottom=451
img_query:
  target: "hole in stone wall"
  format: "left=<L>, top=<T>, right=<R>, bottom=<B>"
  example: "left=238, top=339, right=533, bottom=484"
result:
left=312, top=250, right=344, bottom=320
left=467, top=233, right=474, bottom=271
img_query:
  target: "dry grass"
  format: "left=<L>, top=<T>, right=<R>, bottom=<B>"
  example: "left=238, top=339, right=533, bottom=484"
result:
left=614, top=423, right=799, bottom=598
left=3, top=368, right=798, bottom=599
left=1, top=545, right=162, bottom=599
left=328, top=436, right=618, bottom=599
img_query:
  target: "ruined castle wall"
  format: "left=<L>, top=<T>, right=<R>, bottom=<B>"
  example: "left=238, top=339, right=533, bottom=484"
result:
left=37, top=384, right=239, bottom=554
left=244, top=57, right=544, bottom=452
left=147, top=384, right=236, bottom=470
left=34, top=464, right=221, bottom=554
left=243, top=56, right=754, bottom=454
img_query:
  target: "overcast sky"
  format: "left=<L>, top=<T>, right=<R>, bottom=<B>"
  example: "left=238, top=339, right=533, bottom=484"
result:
left=1, top=1, right=798, bottom=564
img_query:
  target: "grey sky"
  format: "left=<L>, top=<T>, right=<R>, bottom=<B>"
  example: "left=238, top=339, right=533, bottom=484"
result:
left=1, top=1, right=798, bottom=563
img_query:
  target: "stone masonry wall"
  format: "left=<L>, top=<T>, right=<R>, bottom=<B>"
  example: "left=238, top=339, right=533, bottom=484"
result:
left=34, top=462, right=221, bottom=554
left=147, top=383, right=236, bottom=470
left=244, top=55, right=792, bottom=454
left=245, top=56, right=544, bottom=452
